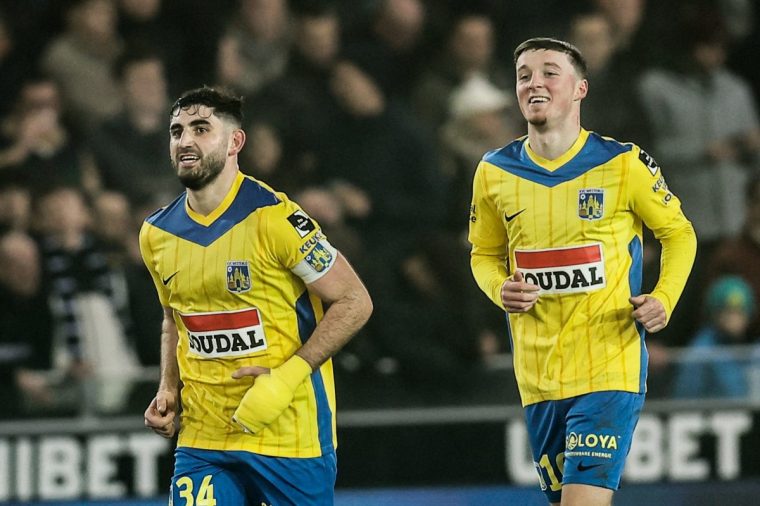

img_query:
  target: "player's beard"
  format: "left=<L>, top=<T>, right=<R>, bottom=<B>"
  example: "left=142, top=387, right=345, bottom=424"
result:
left=527, top=116, right=548, bottom=127
left=173, top=145, right=226, bottom=191
left=524, top=107, right=548, bottom=127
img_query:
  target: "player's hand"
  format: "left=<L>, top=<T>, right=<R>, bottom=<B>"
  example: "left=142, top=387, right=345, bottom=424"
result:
left=630, top=295, right=667, bottom=333
left=501, top=271, right=540, bottom=313
left=144, top=390, right=177, bottom=439
left=231, top=355, right=312, bottom=434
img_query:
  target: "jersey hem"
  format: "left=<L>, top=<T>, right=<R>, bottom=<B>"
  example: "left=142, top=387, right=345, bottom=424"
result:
left=520, top=385, right=643, bottom=407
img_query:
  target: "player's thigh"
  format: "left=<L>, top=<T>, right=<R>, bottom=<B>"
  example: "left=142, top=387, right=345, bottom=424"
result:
left=561, top=391, right=644, bottom=492
left=171, top=448, right=247, bottom=506
left=524, top=398, right=572, bottom=504
left=235, top=449, right=338, bottom=506
left=560, top=483, right=613, bottom=506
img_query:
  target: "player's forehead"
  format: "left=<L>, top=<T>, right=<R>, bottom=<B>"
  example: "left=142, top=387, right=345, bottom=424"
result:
left=516, top=49, right=573, bottom=71
left=170, top=104, right=221, bottom=127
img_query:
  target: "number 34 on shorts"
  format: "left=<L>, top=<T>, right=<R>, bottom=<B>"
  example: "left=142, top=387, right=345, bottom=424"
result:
left=169, top=474, right=273, bottom=506
left=170, top=475, right=216, bottom=506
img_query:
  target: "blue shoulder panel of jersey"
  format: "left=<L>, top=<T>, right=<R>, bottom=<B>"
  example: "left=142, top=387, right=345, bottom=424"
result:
left=145, top=177, right=280, bottom=246
left=483, top=132, right=633, bottom=188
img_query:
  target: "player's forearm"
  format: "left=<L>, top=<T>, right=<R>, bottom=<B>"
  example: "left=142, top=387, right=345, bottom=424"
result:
left=471, top=248, right=509, bottom=309
left=158, top=310, right=181, bottom=394
left=651, top=221, right=697, bottom=318
left=296, top=287, right=372, bottom=370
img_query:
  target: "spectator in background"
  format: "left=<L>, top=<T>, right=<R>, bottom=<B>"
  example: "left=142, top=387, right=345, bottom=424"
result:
left=249, top=1, right=342, bottom=189
left=440, top=74, right=518, bottom=229
left=90, top=45, right=180, bottom=204
left=92, top=190, right=133, bottom=263
left=40, top=0, right=124, bottom=133
left=0, top=180, right=31, bottom=231
left=412, top=13, right=510, bottom=132
left=344, top=0, right=428, bottom=101
left=639, top=8, right=760, bottom=344
left=324, top=60, right=477, bottom=381
left=34, top=187, right=140, bottom=413
left=116, top=0, right=184, bottom=95
left=568, top=10, right=648, bottom=143
left=591, top=0, right=677, bottom=69
left=0, top=230, right=55, bottom=417
left=217, top=0, right=291, bottom=96
left=593, top=0, right=646, bottom=54
left=707, top=176, right=760, bottom=338
left=0, top=76, right=99, bottom=194
left=672, top=276, right=755, bottom=399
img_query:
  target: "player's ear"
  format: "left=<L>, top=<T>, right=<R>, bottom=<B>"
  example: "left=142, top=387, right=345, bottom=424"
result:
left=228, top=128, right=246, bottom=156
left=574, top=79, right=588, bottom=101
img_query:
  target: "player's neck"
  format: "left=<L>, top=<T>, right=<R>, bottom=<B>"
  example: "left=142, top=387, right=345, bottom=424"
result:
left=527, top=118, right=581, bottom=161
left=186, top=163, right=239, bottom=216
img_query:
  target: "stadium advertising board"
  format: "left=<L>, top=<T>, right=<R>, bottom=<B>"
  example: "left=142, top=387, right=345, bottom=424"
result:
left=0, top=409, right=757, bottom=501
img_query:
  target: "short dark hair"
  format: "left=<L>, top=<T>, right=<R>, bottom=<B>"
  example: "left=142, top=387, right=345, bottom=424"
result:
left=170, top=87, right=244, bottom=127
left=513, top=37, right=587, bottom=78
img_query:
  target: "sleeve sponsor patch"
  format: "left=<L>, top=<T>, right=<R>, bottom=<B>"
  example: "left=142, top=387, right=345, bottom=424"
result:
left=638, top=149, right=660, bottom=176
left=287, top=210, right=316, bottom=238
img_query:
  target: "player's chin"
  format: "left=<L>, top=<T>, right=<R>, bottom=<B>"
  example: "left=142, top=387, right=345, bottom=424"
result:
left=526, top=115, right=547, bottom=126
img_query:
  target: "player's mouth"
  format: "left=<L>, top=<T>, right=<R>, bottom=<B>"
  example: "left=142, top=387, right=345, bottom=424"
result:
left=528, top=96, right=549, bottom=106
left=177, top=153, right=201, bottom=168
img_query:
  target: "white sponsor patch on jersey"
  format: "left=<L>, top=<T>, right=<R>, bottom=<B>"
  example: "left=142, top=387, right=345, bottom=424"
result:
left=179, top=308, right=268, bottom=358
left=514, top=243, right=606, bottom=295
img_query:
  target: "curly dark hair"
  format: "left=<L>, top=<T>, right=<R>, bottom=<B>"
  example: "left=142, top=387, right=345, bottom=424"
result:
left=170, top=86, right=244, bottom=127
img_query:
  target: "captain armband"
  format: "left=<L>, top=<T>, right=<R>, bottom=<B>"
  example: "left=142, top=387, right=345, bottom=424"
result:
left=291, top=238, right=338, bottom=284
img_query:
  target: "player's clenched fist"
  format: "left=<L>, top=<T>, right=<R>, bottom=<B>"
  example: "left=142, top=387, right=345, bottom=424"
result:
left=630, top=294, right=667, bottom=333
left=501, top=271, right=540, bottom=313
left=232, top=355, right=312, bottom=434
left=145, top=390, right=178, bottom=439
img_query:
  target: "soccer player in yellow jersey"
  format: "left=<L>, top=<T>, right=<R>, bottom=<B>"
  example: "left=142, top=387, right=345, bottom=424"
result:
left=141, top=87, right=372, bottom=505
left=469, top=38, right=697, bottom=506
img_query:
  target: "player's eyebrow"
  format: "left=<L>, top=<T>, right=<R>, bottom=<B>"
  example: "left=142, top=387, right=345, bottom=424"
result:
left=517, top=61, right=563, bottom=73
left=170, top=118, right=213, bottom=131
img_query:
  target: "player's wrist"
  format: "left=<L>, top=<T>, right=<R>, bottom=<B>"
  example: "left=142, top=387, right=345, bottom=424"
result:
left=157, top=386, right=178, bottom=398
left=273, top=354, right=312, bottom=392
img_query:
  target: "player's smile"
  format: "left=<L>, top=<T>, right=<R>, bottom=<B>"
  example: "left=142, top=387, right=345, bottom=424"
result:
left=177, top=151, right=202, bottom=169
left=527, top=95, right=550, bottom=111
left=528, top=95, right=549, bottom=105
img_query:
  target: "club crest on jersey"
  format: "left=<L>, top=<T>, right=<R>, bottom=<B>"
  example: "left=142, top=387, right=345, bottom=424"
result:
left=578, top=189, right=604, bottom=221
left=305, top=243, right=334, bottom=273
left=226, top=261, right=251, bottom=293
left=514, top=243, right=606, bottom=295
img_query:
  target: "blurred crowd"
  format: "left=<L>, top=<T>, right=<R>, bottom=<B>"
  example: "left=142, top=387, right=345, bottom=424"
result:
left=1, top=0, right=760, bottom=418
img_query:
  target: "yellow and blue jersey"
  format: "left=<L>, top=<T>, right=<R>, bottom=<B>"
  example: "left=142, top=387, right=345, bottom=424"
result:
left=469, top=129, right=696, bottom=406
left=139, top=171, right=338, bottom=458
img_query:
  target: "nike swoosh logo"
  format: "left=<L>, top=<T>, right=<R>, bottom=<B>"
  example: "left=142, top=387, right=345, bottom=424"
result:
left=577, top=462, right=603, bottom=472
left=505, top=209, right=526, bottom=222
left=162, top=271, right=179, bottom=285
